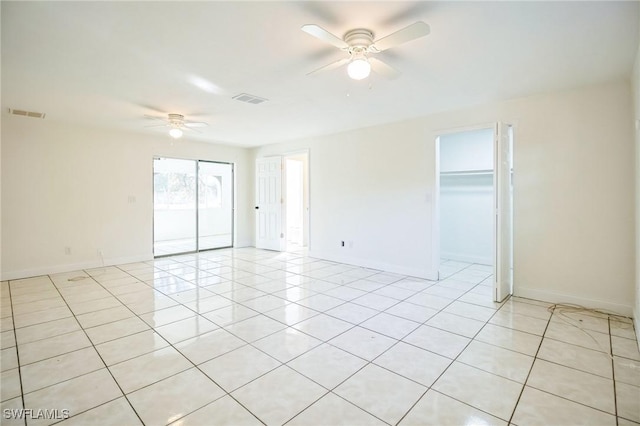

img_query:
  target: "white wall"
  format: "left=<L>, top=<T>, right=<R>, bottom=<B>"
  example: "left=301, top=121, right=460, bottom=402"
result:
left=439, top=128, right=494, bottom=172
left=255, top=121, right=436, bottom=278
left=439, top=128, right=494, bottom=264
left=1, top=119, right=252, bottom=280
left=252, top=80, right=635, bottom=315
left=2, top=80, right=635, bottom=317
left=440, top=175, right=494, bottom=265
left=284, top=153, right=310, bottom=247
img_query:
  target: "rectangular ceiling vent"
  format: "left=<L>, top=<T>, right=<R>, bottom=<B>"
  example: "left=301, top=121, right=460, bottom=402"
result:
left=232, top=93, right=268, bottom=105
left=7, top=108, right=46, bottom=119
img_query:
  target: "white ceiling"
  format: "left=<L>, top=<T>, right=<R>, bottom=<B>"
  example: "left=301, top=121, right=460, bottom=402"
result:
left=2, top=1, right=638, bottom=147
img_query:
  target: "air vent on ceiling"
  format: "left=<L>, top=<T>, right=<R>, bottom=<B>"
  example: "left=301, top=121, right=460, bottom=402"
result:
left=232, top=93, right=268, bottom=105
left=7, top=108, right=46, bottom=119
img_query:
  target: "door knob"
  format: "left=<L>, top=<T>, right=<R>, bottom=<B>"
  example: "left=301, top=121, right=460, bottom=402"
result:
left=255, top=206, right=259, bottom=209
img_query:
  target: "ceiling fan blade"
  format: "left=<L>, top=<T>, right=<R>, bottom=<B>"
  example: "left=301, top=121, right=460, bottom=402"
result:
left=184, top=121, right=208, bottom=128
left=371, top=21, right=430, bottom=52
left=137, top=104, right=168, bottom=114
left=144, top=123, right=169, bottom=128
left=183, top=126, right=203, bottom=134
left=307, top=57, right=350, bottom=76
left=302, top=24, right=349, bottom=50
left=144, top=115, right=166, bottom=121
left=369, top=57, right=401, bottom=79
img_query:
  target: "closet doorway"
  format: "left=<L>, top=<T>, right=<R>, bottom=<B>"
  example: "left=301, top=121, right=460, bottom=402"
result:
left=284, top=153, right=309, bottom=251
left=153, top=157, right=234, bottom=257
left=436, top=124, right=513, bottom=302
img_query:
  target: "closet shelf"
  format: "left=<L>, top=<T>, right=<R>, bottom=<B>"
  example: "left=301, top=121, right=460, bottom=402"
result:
left=440, top=169, right=493, bottom=176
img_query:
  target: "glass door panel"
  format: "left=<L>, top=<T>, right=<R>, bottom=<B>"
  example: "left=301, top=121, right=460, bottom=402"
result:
left=153, top=158, right=197, bottom=256
left=198, top=161, right=233, bottom=250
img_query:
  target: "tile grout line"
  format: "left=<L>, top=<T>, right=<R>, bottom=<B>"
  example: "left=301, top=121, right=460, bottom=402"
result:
left=40, top=274, right=146, bottom=426
left=143, top=253, right=330, bottom=425
left=278, top=263, right=497, bottom=425
left=285, top=263, right=510, bottom=424
left=9, top=251, right=637, bottom=425
left=6, top=256, right=507, bottom=425
left=162, top=252, right=412, bottom=425
left=53, top=264, right=254, bottom=422
left=6, top=279, right=28, bottom=426
left=12, top=250, right=328, bottom=421
left=253, top=290, right=406, bottom=426
left=107, top=262, right=272, bottom=426
left=609, top=317, right=619, bottom=426
left=167, top=250, right=346, bottom=426
left=512, top=314, right=623, bottom=422
left=506, top=304, right=553, bottom=425
left=84, top=262, right=239, bottom=424
left=394, top=291, right=513, bottom=425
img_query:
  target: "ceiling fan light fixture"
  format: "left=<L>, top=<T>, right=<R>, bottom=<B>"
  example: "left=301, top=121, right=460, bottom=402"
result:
left=347, top=58, right=371, bottom=80
left=169, top=127, right=183, bottom=139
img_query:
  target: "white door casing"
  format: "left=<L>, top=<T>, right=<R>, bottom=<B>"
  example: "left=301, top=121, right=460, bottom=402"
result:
left=255, top=157, right=284, bottom=251
left=494, top=122, right=513, bottom=302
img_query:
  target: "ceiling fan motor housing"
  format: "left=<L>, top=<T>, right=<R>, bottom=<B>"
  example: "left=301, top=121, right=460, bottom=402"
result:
left=168, top=113, right=185, bottom=126
left=343, top=29, right=374, bottom=54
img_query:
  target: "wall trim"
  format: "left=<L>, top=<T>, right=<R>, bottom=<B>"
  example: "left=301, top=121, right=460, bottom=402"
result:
left=515, top=286, right=634, bottom=317
left=308, top=249, right=438, bottom=281
left=1, top=254, right=153, bottom=281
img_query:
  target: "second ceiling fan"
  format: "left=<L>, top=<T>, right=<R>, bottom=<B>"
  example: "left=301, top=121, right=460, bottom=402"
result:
left=302, top=21, right=430, bottom=80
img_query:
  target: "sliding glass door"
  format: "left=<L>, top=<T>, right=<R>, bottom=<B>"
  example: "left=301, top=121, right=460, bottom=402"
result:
left=198, top=161, right=233, bottom=250
left=153, top=158, right=197, bottom=256
left=153, top=158, right=233, bottom=256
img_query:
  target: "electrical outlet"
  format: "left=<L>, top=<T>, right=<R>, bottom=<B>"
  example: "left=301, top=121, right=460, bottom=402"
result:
left=64, top=247, right=71, bottom=255
left=128, top=195, right=136, bottom=203
left=341, top=241, right=345, bottom=247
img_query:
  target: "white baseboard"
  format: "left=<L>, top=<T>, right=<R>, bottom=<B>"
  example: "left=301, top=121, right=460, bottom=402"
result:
left=234, top=239, right=253, bottom=248
left=441, top=251, right=492, bottom=265
left=1, top=254, right=153, bottom=281
left=308, top=249, right=438, bottom=281
left=515, top=286, right=634, bottom=317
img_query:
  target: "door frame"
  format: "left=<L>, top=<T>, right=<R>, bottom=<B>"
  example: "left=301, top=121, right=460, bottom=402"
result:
left=432, top=122, right=514, bottom=301
left=283, top=150, right=310, bottom=251
left=255, top=149, right=311, bottom=252
left=152, top=156, right=235, bottom=258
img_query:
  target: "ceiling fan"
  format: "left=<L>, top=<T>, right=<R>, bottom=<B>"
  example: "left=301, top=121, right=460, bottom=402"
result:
left=302, top=21, right=430, bottom=80
left=144, top=113, right=208, bottom=139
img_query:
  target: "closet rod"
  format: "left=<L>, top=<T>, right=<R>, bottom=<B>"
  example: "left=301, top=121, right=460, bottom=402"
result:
left=440, top=169, right=493, bottom=176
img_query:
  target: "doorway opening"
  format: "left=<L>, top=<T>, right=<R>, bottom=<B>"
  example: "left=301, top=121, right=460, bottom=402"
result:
left=284, top=153, right=309, bottom=252
left=255, top=152, right=309, bottom=252
left=436, top=124, right=513, bottom=302
left=153, top=157, right=234, bottom=257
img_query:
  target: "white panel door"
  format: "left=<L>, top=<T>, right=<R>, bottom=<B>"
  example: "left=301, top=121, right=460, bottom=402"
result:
left=494, top=123, right=513, bottom=302
left=255, top=157, right=283, bottom=251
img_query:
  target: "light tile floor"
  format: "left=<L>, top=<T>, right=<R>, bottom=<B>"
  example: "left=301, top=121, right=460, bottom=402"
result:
left=1, top=248, right=639, bottom=426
